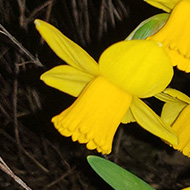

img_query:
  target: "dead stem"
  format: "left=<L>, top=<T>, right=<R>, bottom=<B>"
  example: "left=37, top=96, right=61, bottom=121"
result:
left=43, top=167, right=75, bottom=190
left=13, top=64, right=22, bottom=156
left=40, top=0, right=55, bottom=44
left=83, top=0, right=90, bottom=43
left=44, top=0, right=54, bottom=22
left=108, top=0, right=116, bottom=27
left=71, top=0, right=85, bottom=45
left=98, top=0, right=106, bottom=40
left=0, top=24, right=43, bottom=67
left=27, top=0, right=55, bottom=23
left=0, top=156, right=32, bottom=190
left=0, top=129, right=49, bottom=174
left=17, top=0, right=26, bottom=28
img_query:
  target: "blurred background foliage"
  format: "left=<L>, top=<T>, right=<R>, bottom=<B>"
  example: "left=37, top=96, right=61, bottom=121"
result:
left=0, top=0, right=190, bottom=189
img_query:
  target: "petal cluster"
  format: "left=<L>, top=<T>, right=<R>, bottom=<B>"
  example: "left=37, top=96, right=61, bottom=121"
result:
left=172, top=105, right=190, bottom=156
left=156, top=88, right=190, bottom=157
left=35, top=19, right=177, bottom=154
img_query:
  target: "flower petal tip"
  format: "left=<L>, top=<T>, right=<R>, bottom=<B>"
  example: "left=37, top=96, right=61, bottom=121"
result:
left=40, top=73, right=46, bottom=82
left=34, top=19, right=41, bottom=27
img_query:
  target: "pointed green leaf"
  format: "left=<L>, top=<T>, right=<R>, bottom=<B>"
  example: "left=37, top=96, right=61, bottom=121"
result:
left=87, top=155, right=155, bottom=190
left=126, top=13, right=169, bottom=40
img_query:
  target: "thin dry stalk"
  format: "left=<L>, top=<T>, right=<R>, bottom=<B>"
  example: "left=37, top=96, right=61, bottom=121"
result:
left=0, top=23, right=43, bottom=67
left=17, top=0, right=26, bottom=28
left=0, top=156, right=32, bottom=190
left=1, top=129, right=49, bottom=174
left=27, top=0, right=55, bottom=23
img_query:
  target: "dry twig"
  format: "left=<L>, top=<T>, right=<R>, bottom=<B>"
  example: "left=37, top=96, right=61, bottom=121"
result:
left=0, top=23, right=43, bottom=67
left=0, top=156, right=32, bottom=190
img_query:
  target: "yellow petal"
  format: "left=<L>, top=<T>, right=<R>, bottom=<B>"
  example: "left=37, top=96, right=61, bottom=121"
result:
left=147, top=0, right=190, bottom=72
left=161, top=102, right=187, bottom=125
left=155, top=91, right=180, bottom=103
left=155, top=89, right=190, bottom=122
left=163, top=88, right=190, bottom=104
left=40, top=65, right=94, bottom=97
left=99, top=40, right=173, bottom=98
left=181, top=188, right=190, bottom=190
left=34, top=19, right=99, bottom=76
left=52, top=76, right=132, bottom=154
left=171, top=105, right=190, bottom=157
left=144, top=0, right=180, bottom=12
left=130, top=96, right=178, bottom=145
left=121, top=108, right=136, bottom=124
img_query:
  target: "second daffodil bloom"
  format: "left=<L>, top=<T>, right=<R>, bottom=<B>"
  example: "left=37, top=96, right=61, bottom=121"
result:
left=35, top=19, right=177, bottom=154
left=144, top=0, right=181, bottom=12
left=147, top=0, right=190, bottom=72
left=156, top=88, right=190, bottom=157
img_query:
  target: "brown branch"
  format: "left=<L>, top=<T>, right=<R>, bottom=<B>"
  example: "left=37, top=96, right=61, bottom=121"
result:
left=45, top=0, right=54, bottom=22
left=17, top=0, right=26, bottom=28
left=0, top=156, right=32, bottom=190
left=13, top=64, right=20, bottom=148
left=0, top=24, right=43, bottom=67
left=83, top=0, right=90, bottom=43
left=98, top=0, right=106, bottom=40
left=27, top=0, right=55, bottom=22
left=0, top=129, right=49, bottom=174
left=43, top=167, right=76, bottom=189
left=40, top=0, right=55, bottom=44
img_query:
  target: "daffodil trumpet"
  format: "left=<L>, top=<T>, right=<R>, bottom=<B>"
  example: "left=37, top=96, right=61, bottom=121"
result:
left=35, top=19, right=177, bottom=154
left=147, top=0, right=190, bottom=72
left=156, top=88, right=190, bottom=157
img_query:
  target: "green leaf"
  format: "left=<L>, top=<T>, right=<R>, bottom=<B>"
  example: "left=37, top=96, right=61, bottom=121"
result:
left=87, top=155, right=155, bottom=190
left=126, top=13, right=169, bottom=40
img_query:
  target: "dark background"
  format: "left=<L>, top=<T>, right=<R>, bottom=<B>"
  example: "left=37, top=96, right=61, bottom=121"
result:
left=0, top=0, right=190, bottom=189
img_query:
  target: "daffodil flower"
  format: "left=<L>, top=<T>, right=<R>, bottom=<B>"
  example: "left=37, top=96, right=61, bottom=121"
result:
left=35, top=19, right=177, bottom=154
left=156, top=88, right=190, bottom=157
left=146, top=0, right=190, bottom=72
left=144, top=0, right=180, bottom=12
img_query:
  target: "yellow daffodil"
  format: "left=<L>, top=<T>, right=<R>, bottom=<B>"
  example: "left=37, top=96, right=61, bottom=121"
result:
left=144, top=0, right=180, bottom=12
left=35, top=19, right=177, bottom=154
left=147, top=0, right=190, bottom=72
left=182, top=188, right=190, bottom=190
left=156, top=88, right=190, bottom=157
